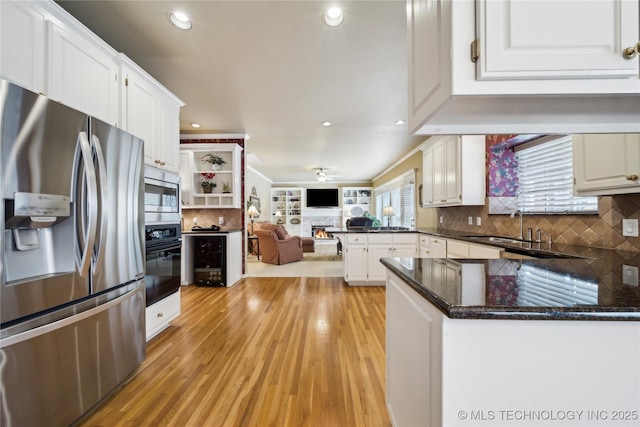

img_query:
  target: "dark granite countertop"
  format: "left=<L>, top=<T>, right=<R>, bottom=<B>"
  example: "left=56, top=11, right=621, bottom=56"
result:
left=182, top=228, right=242, bottom=235
left=381, top=254, right=640, bottom=321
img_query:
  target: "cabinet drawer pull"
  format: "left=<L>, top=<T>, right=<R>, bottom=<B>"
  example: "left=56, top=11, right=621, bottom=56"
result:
left=626, top=174, right=638, bottom=181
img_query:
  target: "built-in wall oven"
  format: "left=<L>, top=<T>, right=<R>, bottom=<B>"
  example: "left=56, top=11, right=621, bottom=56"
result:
left=144, top=166, right=182, bottom=307
left=145, top=223, right=181, bottom=307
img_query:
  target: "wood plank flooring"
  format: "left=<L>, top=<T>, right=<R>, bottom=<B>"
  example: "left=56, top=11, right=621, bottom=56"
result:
left=79, top=277, right=391, bottom=427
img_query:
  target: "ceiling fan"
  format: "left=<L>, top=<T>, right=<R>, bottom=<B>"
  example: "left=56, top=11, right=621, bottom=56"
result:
left=314, top=168, right=338, bottom=183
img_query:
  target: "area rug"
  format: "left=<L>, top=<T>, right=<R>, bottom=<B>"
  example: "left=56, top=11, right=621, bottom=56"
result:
left=303, top=253, right=342, bottom=262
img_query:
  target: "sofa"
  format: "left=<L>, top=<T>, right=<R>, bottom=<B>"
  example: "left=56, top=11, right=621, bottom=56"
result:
left=253, top=223, right=304, bottom=265
left=253, top=221, right=315, bottom=253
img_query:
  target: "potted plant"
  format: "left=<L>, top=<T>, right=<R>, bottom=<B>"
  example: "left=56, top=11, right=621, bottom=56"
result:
left=200, top=172, right=217, bottom=193
left=200, top=153, right=226, bottom=171
left=222, top=182, right=231, bottom=193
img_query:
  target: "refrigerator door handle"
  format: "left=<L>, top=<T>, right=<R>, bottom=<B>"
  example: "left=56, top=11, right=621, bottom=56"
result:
left=76, top=131, right=98, bottom=277
left=91, top=134, right=108, bottom=269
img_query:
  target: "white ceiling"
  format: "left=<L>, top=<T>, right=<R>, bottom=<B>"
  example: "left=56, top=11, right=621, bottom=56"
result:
left=56, top=0, right=427, bottom=184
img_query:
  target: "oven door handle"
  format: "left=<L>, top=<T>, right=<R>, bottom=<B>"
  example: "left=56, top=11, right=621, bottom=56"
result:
left=146, top=242, right=182, bottom=255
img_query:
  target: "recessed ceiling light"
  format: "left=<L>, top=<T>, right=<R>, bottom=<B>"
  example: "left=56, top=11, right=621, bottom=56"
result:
left=321, top=121, right=332, bottom=127
left=395, top=119, right=406, bottom=125
left=169, top=11, right=192, bottom=30
left=190, top=123, right=201, bottom=128
left=323, top=7, right=344, bottom=27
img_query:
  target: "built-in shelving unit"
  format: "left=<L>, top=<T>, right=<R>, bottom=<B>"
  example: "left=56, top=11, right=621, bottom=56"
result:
left=342, top=187, right=372, bottom=226
left=179, top=143, right=243, bottom=209
left=271, top=187, right=304, bottom=235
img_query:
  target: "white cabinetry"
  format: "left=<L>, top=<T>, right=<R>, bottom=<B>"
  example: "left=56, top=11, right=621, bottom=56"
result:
left=421, top=135, right=485, bottom=207
left=180, top=143, right=243, bottom=209
left=344, top=233, right=417, bottom=285
left=408, top=0, right=640, bottom=135
left=573, top=133, right=640, bottom=196
left=47, top=18, right=119, bottom=125
left=342, top=187, right=372, bottom=226
left=121, top=59, right=183, bottom=173
left=146, top=290, right=180, bottom=341
left=0, top=0, right=46, bottom=93
left=446, top=238, right=503, bottom=259
left=428, top=237, right=447, bottom=259
left=271, top=188, right=304, bottom=235
left=386, top=269, right=640, bottom=427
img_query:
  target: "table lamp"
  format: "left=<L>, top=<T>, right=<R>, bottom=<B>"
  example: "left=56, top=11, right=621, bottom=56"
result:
left=383, top=206, right=394, bottom=227
left=247, top=205, right=260, bottom=235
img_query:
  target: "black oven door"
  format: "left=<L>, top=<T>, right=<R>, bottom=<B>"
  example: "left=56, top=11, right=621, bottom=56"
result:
left=145, top=240, right=181, bottom=307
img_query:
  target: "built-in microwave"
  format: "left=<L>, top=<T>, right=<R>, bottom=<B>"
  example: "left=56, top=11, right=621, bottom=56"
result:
left=144, top=166, right=180, bottom=224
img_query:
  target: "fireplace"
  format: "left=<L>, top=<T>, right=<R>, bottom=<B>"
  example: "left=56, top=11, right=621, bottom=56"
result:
left=312, top=225, right=334, bottom=239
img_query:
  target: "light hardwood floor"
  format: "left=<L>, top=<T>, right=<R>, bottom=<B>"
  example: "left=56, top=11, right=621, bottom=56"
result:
left=80, top=278, right=391, bottom=426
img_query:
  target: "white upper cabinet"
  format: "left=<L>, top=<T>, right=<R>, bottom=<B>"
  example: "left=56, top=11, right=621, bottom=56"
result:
left=1, top=0, right=183, bottom=163
left=0, top=1, right=46, bottom=94
left=476, top=0, right=639, bottom=80
left=573, top=133, right=640, bottom=196
left=121, top=59, right=183, bottom=173
left=47, top=19, right=119, bottom=125
left=408, top=0, right=640, bottom=135
left=421, top=135, right=485, bottom=207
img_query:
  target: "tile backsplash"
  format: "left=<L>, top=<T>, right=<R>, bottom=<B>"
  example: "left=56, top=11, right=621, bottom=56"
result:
left=439, top=195, right=640, bottom=252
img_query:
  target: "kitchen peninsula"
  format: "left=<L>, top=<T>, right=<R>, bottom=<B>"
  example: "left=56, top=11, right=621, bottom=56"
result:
left=382, top=255, right=640, bottom=427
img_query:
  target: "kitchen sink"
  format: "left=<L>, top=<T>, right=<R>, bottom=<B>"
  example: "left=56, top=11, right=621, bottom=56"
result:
left=468, top=236, right=529, bottom=246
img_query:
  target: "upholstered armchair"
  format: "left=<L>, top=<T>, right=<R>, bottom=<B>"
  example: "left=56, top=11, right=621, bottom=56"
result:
left=253, top=224, right=303, bottom=265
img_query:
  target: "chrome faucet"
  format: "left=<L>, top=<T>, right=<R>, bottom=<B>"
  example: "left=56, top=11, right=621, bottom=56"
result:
left=510, top=209, right=524, bottom=240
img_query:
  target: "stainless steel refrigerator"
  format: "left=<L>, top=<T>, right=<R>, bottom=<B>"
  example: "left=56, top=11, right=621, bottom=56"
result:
left=0, top=79, right=146, bottom=426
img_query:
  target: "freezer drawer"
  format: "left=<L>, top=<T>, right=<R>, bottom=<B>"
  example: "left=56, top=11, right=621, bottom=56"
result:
left=0, top=284, right=145, bottom=427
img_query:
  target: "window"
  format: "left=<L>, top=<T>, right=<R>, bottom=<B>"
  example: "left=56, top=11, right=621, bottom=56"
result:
left=375, top=170, right=416, bottom=229
left=516, top=136, right=597, bottom=214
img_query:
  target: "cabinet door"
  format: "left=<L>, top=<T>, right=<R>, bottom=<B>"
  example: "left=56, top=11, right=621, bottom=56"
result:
left=477, top=0, right=639, bottom=80
left=393, top=244, right=417, bottom=259
left=368, top=245, right=392, bottom=282
left=346, top=245, right=368, bottom=282
left=429, top=237, right=447, bottom=258
left=121, top=65, right=157, bottom=165
left=443, top=136, right=461, bottom=204
left=468, top=243, right=502, bottom=259
left=48, top=21, right=118, bottom=124
left=407, top=0, right=452, bottom=133
left=573, top=134, right=640, bottom=195
left=446, top=239, right=469, bottom=259
left=432, top=139, right=446, bottom=204
left=0, top=1, right=46, bottom=94
left=156, top=94, right=180, bottom=172
left=422, top=148, right=434, bottom=206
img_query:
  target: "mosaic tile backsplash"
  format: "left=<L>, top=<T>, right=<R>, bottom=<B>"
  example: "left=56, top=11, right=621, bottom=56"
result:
left=438, top=195, right=640, bottom=252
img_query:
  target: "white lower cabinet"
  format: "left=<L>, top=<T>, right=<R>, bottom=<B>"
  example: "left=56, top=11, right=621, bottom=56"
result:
left=345, top=233, right=417, bottom=285
left=386, top=270, right=640, bottom=427
left=427, top=237, right=447, bottom=258
left=145, top=289, right=180, bottom=341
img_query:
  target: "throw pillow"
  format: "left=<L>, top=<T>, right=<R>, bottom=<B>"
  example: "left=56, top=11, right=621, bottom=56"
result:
left=274, top=225, right=288, bottom=240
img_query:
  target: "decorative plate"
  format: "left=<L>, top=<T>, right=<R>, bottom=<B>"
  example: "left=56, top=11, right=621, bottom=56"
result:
left=351, top=206, right=364, bottom=216
left=290, top=218, right=300, bottom=224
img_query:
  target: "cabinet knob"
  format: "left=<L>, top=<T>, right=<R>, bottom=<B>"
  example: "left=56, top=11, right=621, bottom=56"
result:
left=622, top=42, right=640, bottom=60
left=155, top=159, right=161, bottom=164
left=157, top=312, right=164, bottom=318
left=626, top=174, right=639, bottom=181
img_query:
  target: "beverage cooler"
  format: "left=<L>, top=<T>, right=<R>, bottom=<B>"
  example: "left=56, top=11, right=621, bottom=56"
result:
left=193, top=236, right=227, bottom=286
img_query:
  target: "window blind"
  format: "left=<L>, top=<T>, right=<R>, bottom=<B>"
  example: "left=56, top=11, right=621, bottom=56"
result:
left=516, top=136, right=597, bottom=214
left=374, top=169, right=416, bottom=229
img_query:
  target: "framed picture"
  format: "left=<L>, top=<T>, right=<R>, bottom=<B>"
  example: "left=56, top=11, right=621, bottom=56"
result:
left=249, top=195, right=261, bottom=218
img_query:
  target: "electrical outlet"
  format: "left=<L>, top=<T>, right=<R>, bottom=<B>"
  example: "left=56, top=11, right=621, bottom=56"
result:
left=622, top=219, right=638, bottom=237
left=440, top=216, right=443, bottom=224
left=219, top=217, right=224, bottom=225
left=622, top=265, right=639, bottom=287
left=476, top=217, right=482, bottom=226
left=468, top=216, right=473, bottom=225
left=192, top=217, right=198, bottom=225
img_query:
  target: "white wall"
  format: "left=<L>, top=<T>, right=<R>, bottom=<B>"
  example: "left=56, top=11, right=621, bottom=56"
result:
left=245, top=166, right=272, bottom=222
